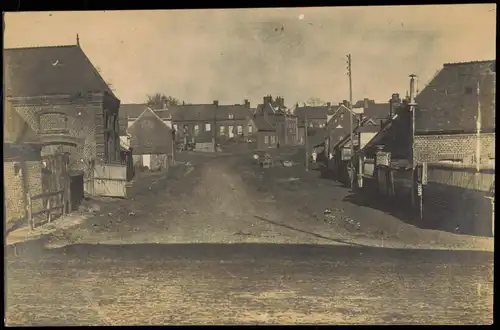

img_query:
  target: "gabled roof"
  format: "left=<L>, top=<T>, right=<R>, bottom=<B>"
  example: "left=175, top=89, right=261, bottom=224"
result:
left=331, top=117, right=382, bottom=150
left=364, top=103, right=391, bottom=120
left=215, top=105, right=253, bottom=121
left=415, top=59, right=496, bottom=133
left=120, top=104, right=149, bottom=119
left=294, top=105, right=334, bottom=120
left=127, top=108, right=173, bottom=155
left=4, top=45, right=115, bottom=98
left=169, top=103, right=254, bottom=122
left=251, top=115, right=276, bottom=132
left=357, top=111, right=404, bottom=155
left=169, top=104, right=216, bottom=122
left=327, top=104, right=358, bottom=126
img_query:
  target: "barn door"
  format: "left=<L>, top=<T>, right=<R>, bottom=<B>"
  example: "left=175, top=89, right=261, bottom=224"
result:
left=93, top=162, right=128, bottom=197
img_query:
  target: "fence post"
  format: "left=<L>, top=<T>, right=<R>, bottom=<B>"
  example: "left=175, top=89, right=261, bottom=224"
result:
left=491, top=198, right=495, bottom=237
left=27, top=192, right=33, bottom=231
left=62, top=189, right=67, bottom=217
left=47, top=197, right=52, bottom=223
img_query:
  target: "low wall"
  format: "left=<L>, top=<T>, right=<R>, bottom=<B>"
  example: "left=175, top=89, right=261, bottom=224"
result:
left=424, top=163, right=494, bottom=236
left=362, top=163, right=494, bottom=237
left=424, top=183, right=493, bottom=236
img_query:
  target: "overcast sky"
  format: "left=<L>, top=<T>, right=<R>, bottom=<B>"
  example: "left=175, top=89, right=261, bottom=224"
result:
left=4, top=5, right=496, bottom=106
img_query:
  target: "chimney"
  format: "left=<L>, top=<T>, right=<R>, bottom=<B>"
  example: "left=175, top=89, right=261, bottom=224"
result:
left=76, top=33, right=80, bottom=47
left=409, top=74, right=417, bottom=104
left=389, top=93, right=401, bottom=117
left=244, top=99, right=250, bottom=108
left=213, top=100, right=219, bottom=106
left=278, top=96, right=285, bottom=108
left=326, top=102, right=331, bottom=107
left=364, top=98, right=369, bottom=109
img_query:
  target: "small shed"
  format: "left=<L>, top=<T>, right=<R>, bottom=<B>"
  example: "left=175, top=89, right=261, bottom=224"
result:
left=127, top=107, right=174, bottom=171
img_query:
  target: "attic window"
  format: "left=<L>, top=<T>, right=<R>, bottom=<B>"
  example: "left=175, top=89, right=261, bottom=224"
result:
left=228, top=114, right=234, bottom=120
left=464, top=87, right=473, bottom=94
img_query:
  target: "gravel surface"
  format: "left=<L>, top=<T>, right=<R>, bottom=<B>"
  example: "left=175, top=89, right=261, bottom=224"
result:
left=5, top=151, right=494, bottom=325
left=5, top=244, right=493, bottom=325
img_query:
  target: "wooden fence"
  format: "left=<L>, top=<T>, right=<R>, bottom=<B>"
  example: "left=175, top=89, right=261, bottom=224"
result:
left=426, top=162, right=495, bottom=192
left=27, top=189, right=66, bottom=230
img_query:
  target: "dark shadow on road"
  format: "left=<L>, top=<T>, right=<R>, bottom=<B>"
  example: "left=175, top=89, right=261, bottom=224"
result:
left=342, top=186, right=487, bottom=237
left=252, top=215, right=368, bottom=248
left=6, top=241, right=493, bottom=265
left=342, top=191, right=418, bottom=226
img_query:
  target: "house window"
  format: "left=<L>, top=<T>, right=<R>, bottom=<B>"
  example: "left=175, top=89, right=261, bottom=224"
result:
left=237, top=125, right=243, bottom=135
left=173, top=124, right=178, bottom=132
left=270, top=136, right=276, bottom=144
left=219, top=125, right=225, bottom=136
left=464, top=87, right=473, bottom=94
left=205, top=123, right=211, bottom=132
left=228, top=113, right=234, bottom=119
left=309, top=122, right=313, bottom=128
left=248, top=125, right=253, bottom=133
left=194, top=124, right=200, bottom=136
left=264, top=136, right=269, bottom=144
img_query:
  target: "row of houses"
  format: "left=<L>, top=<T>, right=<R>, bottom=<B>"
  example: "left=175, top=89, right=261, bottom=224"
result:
left=300, top=59, right=495, bottom=236
left=118, top=95, right=304, bottom=160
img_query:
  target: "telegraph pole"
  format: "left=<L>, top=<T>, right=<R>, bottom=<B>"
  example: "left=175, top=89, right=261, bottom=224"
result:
left=476, top=78, right=482, bottom=172
left=347, top=54, right=354, bottom=189
left=213, top=104, right=217, bottom=152
left=305, top=113, right=309, bottom=172
left=409, top=74, right=418, bottom=211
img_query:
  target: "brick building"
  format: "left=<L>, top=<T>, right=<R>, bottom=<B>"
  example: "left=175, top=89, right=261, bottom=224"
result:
left=246, top=96, right=299, bottom=150
left=4, top=38, right=121, bottom=187
left=414, top=60, right=496, bottom=165
left=168, top=100, right=253, bottom=144
left=294, top=103, right=335, bottom=129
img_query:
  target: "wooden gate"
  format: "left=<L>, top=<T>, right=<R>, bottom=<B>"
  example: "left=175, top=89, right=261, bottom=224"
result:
left=27, top=152, right=71, bottom=230
left=93, top=162, right=128, bottom=198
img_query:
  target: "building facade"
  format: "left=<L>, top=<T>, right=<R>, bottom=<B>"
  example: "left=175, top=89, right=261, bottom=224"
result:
left=4, top=41, right=121, bottom=180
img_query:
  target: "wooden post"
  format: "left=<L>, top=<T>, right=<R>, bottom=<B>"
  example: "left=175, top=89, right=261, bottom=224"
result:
left=305, top=114, right=309, bottom=172
left=27, top=192, right=33, bottom=231
left=419, top=183, right=424, bottom=221
left=358, top=155, right=364, bottom=189
left=47, top=197, right=52, bottom=223
left=62, top=188, right=67, bottom=217
left=492, top=198, right=495, bottom=237
left=389, top=169, right=395, bottom=197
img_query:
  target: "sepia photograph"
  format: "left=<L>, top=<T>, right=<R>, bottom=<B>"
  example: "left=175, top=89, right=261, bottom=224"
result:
left=3, top=4, right=495, bottom=325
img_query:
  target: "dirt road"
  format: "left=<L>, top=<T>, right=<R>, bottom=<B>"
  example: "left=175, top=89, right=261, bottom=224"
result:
left=5, top=153, right=494, bottom=325
left=41, top=153, right=494, bottom=251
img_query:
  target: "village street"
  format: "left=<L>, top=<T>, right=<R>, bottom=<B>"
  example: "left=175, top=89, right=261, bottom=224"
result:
left=5, top=151, right=494, bottom=325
